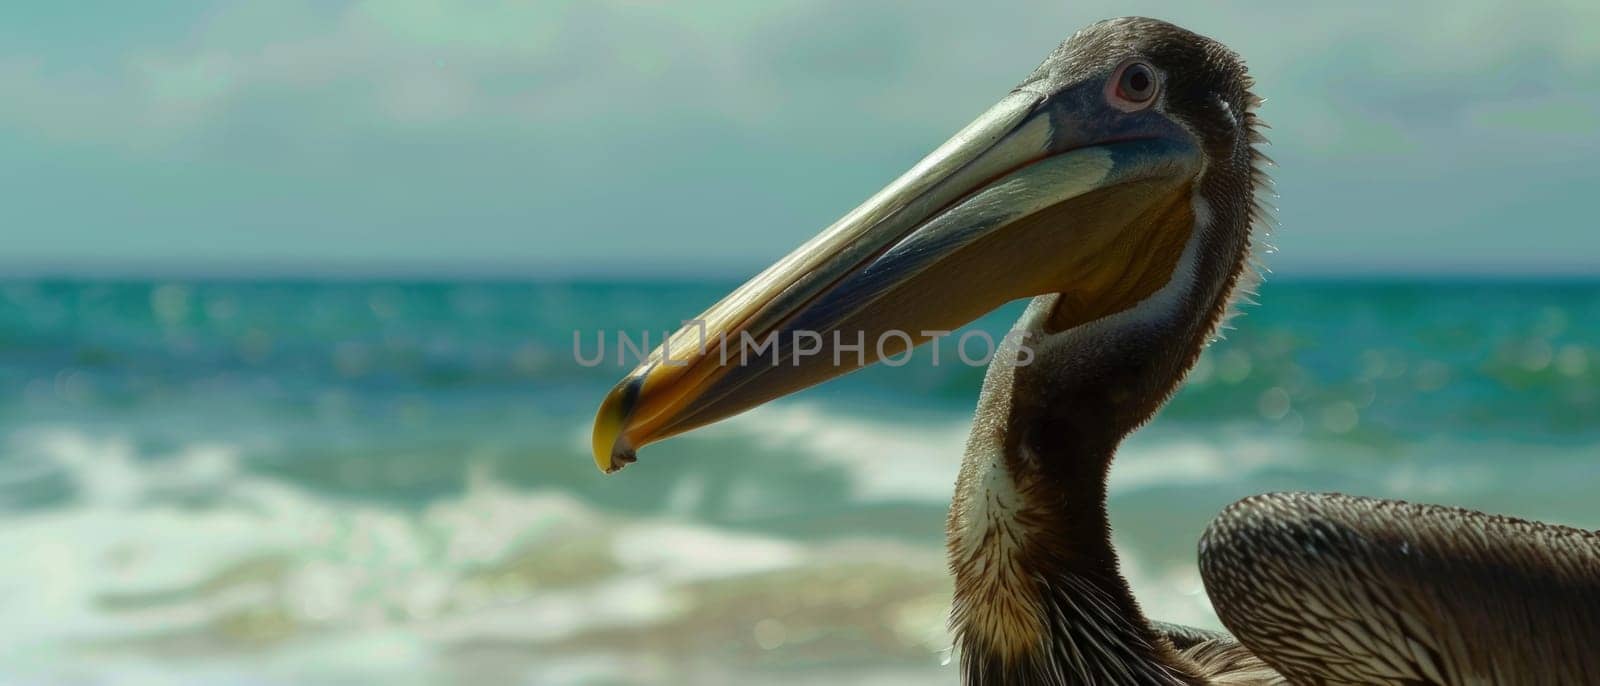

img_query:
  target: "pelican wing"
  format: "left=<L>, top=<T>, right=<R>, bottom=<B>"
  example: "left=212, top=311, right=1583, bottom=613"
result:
left=1198, top=491, right=1600, bottom=684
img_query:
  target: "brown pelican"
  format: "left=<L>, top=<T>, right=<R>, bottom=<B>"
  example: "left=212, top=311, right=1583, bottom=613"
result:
left=589, top=17, right=1600, bottom=685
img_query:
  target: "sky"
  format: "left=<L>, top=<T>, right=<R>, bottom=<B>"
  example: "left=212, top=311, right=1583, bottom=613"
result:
left=3, top=1, right=1598, bottom=277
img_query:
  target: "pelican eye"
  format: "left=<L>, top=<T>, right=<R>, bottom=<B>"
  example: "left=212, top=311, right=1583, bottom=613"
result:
left=1109, top=59, right=1159, bottom=110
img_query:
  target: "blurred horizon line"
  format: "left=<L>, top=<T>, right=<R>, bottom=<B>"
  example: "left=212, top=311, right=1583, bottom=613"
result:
left=1, top=260, right=1595, bottom=283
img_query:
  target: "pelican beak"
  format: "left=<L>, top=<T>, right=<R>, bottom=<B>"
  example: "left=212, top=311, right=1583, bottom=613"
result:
left=592, top=83, right=1203, bottom=473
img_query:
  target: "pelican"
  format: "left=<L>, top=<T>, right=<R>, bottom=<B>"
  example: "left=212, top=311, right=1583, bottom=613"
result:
left=589, top=17, right=1600, bottom=685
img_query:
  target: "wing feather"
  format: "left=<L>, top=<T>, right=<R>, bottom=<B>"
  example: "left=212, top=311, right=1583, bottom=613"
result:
left=1199, top=492, right=1600, bottom=685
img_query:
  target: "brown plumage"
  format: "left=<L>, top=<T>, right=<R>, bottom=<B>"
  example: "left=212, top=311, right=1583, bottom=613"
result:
left=945, top=17, right=1278, bottom=684
left=939, top=17, right=1600, bottom=686
left=1201, top=493, right=1600, bottom=684
left=592, top=15, right=1600, bottom=686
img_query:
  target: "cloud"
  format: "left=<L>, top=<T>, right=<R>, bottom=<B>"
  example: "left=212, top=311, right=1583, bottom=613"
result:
left=10, top=0, right=1598, bottom=154
left=2, top=0, right=1598, bottom=271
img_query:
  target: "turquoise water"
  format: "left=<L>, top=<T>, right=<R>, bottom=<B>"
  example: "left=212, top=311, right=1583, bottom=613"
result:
left=1, top=279, right=1597, bottom=684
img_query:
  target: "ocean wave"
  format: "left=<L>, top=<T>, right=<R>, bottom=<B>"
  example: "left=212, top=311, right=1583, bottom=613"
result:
left=692, top=403, right=971, bottom=503
left=688, top=402, right=1307, bottom=504
left=0, top=427, right=961, bottom=684
left=7, top=418, right=1596, bottom=684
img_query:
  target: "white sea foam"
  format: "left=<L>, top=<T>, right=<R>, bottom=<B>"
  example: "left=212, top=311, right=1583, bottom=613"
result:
left=697, top=403, right=970, bottom=502
left=9, top=421, right=1591, bottom=684
left=0, top=426, right=951, bottom=684
left=692, top=401, right=1304, bottom=503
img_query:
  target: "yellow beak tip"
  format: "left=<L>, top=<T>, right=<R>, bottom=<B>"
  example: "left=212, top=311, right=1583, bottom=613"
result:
left=591, top=380, right=639, bottom=474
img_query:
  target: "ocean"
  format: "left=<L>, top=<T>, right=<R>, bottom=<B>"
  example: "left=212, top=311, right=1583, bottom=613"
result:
left=1, top=278, right=1596, bottom=685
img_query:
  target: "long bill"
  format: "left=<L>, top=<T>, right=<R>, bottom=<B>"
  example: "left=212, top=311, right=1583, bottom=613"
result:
left=591, top=86, right=1203, bottom=473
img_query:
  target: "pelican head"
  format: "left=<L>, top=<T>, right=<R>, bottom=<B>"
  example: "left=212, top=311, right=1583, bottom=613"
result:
left=592, top=17, right=1262, bottom=475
